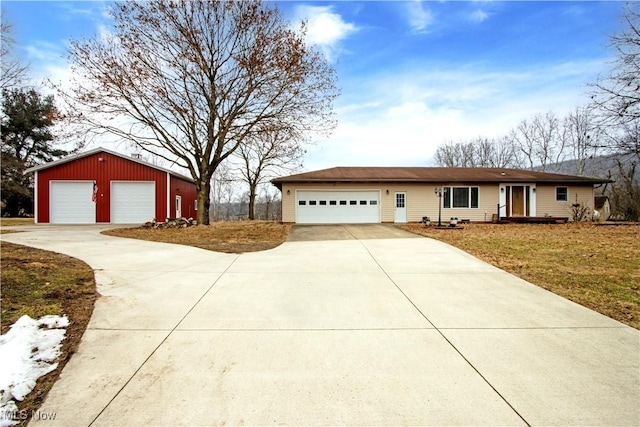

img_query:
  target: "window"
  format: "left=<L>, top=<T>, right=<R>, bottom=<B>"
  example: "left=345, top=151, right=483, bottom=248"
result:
left=370, top=200, right=378, bottom=205
left=339, top=200, right=347, bottom=206
left=556, top=187, right=568, bottom=202
left=453, top=187, right=469, bottom=208
left=443, top=187, right=451, bottom=208
left=309, top=200, right=317, bottom=206
left=329, top=200, right=337, bottom=205
left=298, top=200, right=306, bottom=206
left=443, top=186, right=479, bottom=208
left=359, top=200, right=367, bottom=205
left=319, top=200, right=327, bottom=205
left=350, top=200, right=357, bottom=205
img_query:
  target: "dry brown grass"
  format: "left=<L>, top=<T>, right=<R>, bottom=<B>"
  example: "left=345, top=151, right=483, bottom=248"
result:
left=399, top=223, right=640, bottom=329
left=0, top=218, right=34, bottom=227
left=103, top=220, right=291, bottom=253
left=0, top=218, right=34, bottom=234
left=1, top=242, right=97, bottom=426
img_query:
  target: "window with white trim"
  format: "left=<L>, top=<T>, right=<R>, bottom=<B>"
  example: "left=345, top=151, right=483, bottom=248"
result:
left=556, top=187, right=568, bottom=202
left=442, top=186, right=479, bottom=208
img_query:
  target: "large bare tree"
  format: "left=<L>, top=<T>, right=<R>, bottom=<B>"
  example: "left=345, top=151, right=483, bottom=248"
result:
left=63, top=0, right=337, bottom=224
left=236, top=127, right=304, bottom=220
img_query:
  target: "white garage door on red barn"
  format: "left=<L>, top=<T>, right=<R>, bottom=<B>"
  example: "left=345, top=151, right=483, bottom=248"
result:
left=49, top=181, right=96, bottom=224
left=296, top=190, right=380, bottom=224
left=110, top=181, right=155, bottom=224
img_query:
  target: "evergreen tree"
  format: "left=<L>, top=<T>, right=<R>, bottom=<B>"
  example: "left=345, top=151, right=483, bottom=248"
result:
left=1, top=88, right=69, bottom=216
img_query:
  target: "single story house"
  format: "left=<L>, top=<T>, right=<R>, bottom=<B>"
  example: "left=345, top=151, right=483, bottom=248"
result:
left=271, top=167, right=610, bottom=224
left=25, top=147, right=197, bottom=224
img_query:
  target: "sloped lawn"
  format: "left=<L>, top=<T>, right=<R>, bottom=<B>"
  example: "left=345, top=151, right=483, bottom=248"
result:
left=399, top=223, right=640, bottom=329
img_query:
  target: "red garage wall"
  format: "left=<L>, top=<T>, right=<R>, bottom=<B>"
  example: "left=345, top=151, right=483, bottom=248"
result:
left=170, top=175, right=198, bottom=219
left=36, top=151, right=171, bottom=223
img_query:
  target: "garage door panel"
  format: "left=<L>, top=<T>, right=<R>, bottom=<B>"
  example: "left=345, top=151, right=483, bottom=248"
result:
left=50, top=181, right=96, bottom=224
left=111, top=182, right=155, bottom=224
left=297, top=191, right=379, bottom=224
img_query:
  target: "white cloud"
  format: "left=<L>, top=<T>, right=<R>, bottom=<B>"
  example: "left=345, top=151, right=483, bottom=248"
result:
left=406, top=1, right=434, bottom=33
left=293, top=5, right=357, bottom=61
left=302, top=59, right=609, bottom=170
left=470, top=9, right=489, bottom=23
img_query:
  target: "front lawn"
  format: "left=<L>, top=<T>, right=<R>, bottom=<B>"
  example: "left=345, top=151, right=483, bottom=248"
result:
left=399, top=223, right=640, bottom=329
left=102, top=220, right=291, bottom=253
left=1, top=242, right=97, bottom=425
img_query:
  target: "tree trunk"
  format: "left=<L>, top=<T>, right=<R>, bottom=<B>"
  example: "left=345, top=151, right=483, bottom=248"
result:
left=248, top=181, right=257, bottom=220
left=196, top=176, right=212, bottom=225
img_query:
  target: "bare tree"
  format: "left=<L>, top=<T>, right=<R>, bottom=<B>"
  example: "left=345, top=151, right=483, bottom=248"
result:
left=433, top=136, right=521, bottom=168
left=236, top=127, right=304, bottom=220
left=433, top=141, right=476, bottom=167
left=562, top=106, right=599, bottom=176
left=492, top=134, right=524, bottom=168
left=210, top=163, right=239, bottom=222
left=252, top=183, right=281, bottom=220
left=512, top=111, right=564, bottom=171
left=590, top=4, right=640, bottom=129
left=63, top=0, right=338, bottom=224
left=1, top=13, right=29, bottom=91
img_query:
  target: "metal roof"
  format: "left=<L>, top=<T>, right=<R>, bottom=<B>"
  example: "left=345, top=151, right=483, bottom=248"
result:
left=271, top=166, right=610, bottom=189
left=24, top=147, right=194, bottom=183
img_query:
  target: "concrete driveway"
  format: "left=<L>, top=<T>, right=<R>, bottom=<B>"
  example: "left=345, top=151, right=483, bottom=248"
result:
left=287, top=224, right=420, bottom=241
left=1, top=225, right=638, bottom=426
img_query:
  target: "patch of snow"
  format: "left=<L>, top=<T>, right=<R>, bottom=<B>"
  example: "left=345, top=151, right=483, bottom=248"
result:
left=0, top=315, right=68, bottom=427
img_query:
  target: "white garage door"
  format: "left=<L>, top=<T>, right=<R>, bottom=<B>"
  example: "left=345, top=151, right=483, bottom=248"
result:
left=296, top=191, right=380, bottom=224
left=111, top=182, right=155, bottom=224
left=50, top=181, right=96, bottom=224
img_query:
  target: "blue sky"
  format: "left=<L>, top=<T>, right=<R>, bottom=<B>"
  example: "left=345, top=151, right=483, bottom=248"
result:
left=2, top=1, right=626, bottom=171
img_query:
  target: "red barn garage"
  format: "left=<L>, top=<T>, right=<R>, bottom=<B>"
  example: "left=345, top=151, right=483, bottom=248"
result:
left=26, top=147, right=198, bottom=224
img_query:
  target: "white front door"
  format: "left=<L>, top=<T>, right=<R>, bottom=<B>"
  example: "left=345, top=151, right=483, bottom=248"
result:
left=394, top=192, right=407, bottom=223
left=175, top=195, right=182, bottom=218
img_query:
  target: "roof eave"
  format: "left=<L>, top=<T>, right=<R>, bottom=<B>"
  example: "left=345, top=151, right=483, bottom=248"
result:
left=24, top=147, right=195, bottom=183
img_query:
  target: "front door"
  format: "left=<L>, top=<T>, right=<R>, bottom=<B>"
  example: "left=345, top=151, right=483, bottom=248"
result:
left=175, top=195, right=182, bottom=218
left=394, top=192, right=407, bottom=223
left=511, top=186, right=525, bottom=216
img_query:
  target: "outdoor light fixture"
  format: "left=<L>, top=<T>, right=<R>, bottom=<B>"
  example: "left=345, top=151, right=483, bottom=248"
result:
left=501, top=187, right=505, bottom=193
left=98, top=157, right=104, bottom=162
left=532, top=188, right=536, bottom=193
left=386, top=189, right=389, bottom=195
left=287, top=190, right=290, bottom=195
left=434, top=187, right=443, bottom=227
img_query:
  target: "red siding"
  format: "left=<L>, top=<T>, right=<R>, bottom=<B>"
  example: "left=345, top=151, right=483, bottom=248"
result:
left=170, top=175, right=198, bottom=219
left=36, top=151, right=196, bottom=223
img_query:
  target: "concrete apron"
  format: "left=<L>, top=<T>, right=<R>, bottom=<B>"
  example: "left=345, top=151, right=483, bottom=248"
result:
left=1, top=227, right=638, bottom=426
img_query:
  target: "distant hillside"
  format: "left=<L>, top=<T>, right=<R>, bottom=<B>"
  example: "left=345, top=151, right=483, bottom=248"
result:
left=536, top=153, right=638, bottom=185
